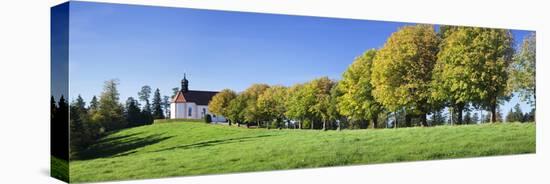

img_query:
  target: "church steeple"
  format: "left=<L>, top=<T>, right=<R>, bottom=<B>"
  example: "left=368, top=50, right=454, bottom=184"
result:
left=181, top=73, right=189, bottom=93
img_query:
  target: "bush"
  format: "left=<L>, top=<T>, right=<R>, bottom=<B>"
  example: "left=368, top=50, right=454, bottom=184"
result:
left=205, top=114, right=212, bottom=123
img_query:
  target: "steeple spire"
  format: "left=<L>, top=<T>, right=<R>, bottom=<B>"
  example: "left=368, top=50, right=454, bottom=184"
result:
left=181, top=73, right=189, bottom=93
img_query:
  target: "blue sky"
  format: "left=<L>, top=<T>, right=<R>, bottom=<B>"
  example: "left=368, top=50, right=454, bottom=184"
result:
left=65, top=1, right=534, bottom=116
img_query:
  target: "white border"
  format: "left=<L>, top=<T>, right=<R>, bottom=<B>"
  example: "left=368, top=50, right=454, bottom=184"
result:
left=0, top=0, right=546, bottom=184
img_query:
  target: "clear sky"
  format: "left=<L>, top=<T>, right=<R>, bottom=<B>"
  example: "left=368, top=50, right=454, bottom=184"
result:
left=65, top=1, right=534, bottom=116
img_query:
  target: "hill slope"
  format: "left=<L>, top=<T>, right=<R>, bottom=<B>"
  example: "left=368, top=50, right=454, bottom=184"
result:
left=70, top=122, right=535, bottom=182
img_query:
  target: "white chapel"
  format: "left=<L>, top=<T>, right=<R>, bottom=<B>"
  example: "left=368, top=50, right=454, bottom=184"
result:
left=170, top=74, right=226, bottom=122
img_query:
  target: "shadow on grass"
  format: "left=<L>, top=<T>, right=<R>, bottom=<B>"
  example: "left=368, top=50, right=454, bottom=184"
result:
left=76, top=133, right=173, bottom=160
left=150, top=134, right=277, bottom=153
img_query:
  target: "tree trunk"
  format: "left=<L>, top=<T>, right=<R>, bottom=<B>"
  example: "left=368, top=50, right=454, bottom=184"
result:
left=491, top=103, right=497, bottom=123
left=405, top=114, right=411, bottom=127
left=421, top=113, right=428, bottom=127
left=228, top=120, right=232, bottom=126
left=456, top=104, right=464, bottom=125
left=322, top=119, right=327, bottom=131
left=394, top=111, right=399, bottom=129
left=371, top=116, right=378, bottom=129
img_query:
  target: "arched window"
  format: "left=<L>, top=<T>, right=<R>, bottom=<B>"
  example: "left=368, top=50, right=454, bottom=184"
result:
left=188, top=107, right=192, bottom=117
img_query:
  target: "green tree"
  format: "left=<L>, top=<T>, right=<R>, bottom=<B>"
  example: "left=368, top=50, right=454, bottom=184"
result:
left=92, top=79, right=126, bottom=131
left=257, top=86, right=288, bottom=129
left=227, top=93, right=247, bottom=127
left=337, top=49, right=382, bottom=129
left=285, top=83, right=309, bottom=129
left=125, top=97, right=142, bottom=127
left=371, top=25, right=440, bottom=127
left=430, top=109, right=446, bottom=126
left=209, top=89, right=237, bottom=125
left=69, top=95, right=92, bottom=159
left=243, top=84, right=270, bottom=127
left=162, top=95, right=170, bottom=119
left=89, top=96, right=99, bottom=112
left=138, top=85, right=153, bottom=124
left=152, top=88, right=165, bottom=119
left=509, top=33, right=536, bottom=106
left=307, top=77, right=336, bottom=130
left=434, top=27, right=514, bottom=124
left=171, top=87, right=179, bottom=98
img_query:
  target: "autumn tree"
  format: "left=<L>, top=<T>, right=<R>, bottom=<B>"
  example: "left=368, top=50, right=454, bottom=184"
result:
left=285, top=83, right=309, bottom=129
left=209, top=89, right=237, bottom=125
left=434, top=27, right=513, bottom=123
left=307, top=77, right=335, bottom=130
left=257, top=86, right=288, bottom=129
left=227, top=93, right=247, bottom=127
left=243, top=84, right=270, bottom=127
left=337, top=49, right=382, bottom=129
left=371, top=25, right=440, bottom=127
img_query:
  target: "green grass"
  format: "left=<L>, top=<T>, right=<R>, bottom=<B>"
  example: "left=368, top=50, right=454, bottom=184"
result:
left=51, top=156, right=69, bottom=182
left=70, top=122, right=535, bottom=183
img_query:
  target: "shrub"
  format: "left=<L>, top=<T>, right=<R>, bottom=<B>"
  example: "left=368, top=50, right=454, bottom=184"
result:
left=204, top=114, right=212, bottom=123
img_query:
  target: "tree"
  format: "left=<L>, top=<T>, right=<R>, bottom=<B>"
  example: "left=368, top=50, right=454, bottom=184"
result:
left=227, top=94, right=247, bottom=127
left=257, top=86, right=288, bottom=129
left=152, top=88, right=165, bottom=119
left=171, top=87, right=180, bottom=98
left=89, top=96, right=99, bottom=111
left=307, top=77, right=336, bottom=130
left=243, top=84, right=270, bottom=127
left=137, top=85, right=153, bottom=124
left=435, top=27, right=513, bottom=124
left=337, top=49, right=382, bottom=129
left=371, top=25, right=439, bottom=127
left=285, top=83, right=309, bottom=129
left=204, top=114, right=212, bottom=123
left=162, top=95, right=170, bottom=119
left=92, top=79, right=126, bottom=131
left=508, top=33, right=536, bottom=106
left=138, top=85, right=152, bottom=112
left=507, top=103, right=525, bottom=123
left=430, top=109, right=446, bottom=126
left=69, top=95, right=93, bottom=158
left=209, top=89, right=237, bottom=125
left=125, top=97, right=142, bottom=127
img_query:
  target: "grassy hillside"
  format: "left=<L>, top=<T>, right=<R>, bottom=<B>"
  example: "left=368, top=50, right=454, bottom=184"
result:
left=70, top=122, right=535, bottom=183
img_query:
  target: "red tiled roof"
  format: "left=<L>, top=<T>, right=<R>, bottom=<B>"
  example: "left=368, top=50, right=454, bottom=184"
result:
left=172, top=90, right=218, bottom=105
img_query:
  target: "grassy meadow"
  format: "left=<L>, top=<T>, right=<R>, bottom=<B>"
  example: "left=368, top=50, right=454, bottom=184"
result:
left=70, top=121, right=535, bottom=183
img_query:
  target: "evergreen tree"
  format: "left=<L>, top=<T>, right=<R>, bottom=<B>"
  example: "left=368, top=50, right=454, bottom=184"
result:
left=89, top=96, right=99, bottom=111
left=125, top=97, right=142, bottom=127
left=162, top=95, right=170, bottom=119
left=152, top=88, right=165, bottom=119
left=512, top=103, right=524, bottom=122
left=138, top=85, right=153, bottom=124
left=69, top=95, right=91, bottom=159
left=92, top=79, right=126, bottom=131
